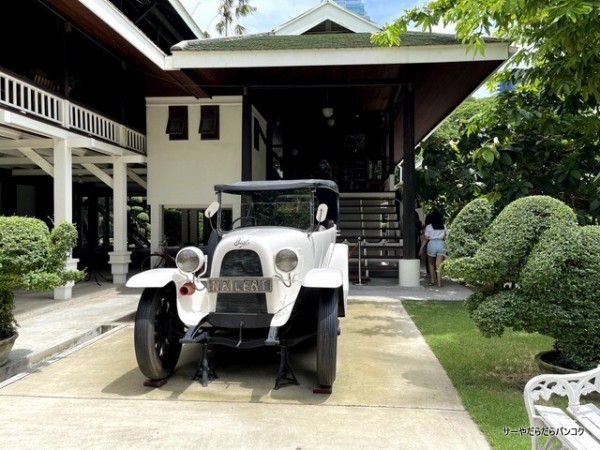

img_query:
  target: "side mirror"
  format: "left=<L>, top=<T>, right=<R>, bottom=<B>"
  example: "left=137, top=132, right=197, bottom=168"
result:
left=315, top=203, right=328, bottom=224
left=205, top=201, right=220, bottom=219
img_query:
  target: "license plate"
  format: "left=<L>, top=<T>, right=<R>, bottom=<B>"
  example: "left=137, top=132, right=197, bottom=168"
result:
left=206, top=277, right=272, bottom=293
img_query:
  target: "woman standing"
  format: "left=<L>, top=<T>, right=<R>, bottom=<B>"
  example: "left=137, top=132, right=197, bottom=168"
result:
left=420, top=209, right=447, bottom=287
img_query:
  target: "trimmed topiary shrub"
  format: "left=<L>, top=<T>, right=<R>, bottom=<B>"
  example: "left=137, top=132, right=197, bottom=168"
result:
left=519, top=224, right=600, bottom=369
left=446, top=197, right=495, bottom=258
left=445, top=195, right=577, bottom=287
left=446, top=196, right=600, bottom=370
left=0, top=217, right=83, bottom=338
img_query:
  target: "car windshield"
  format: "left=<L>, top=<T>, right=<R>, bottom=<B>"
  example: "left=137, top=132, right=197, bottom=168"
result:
left=218, top=188, right=314, bottom=232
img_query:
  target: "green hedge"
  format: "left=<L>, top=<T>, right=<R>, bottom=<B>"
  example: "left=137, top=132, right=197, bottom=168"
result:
left=0, top=216, right=83, bottom=337
left=445, top=196, right=600, bottom=369
left=445, top=196, right=577, bottom=286
left=446, top=197, right=494, bottom=258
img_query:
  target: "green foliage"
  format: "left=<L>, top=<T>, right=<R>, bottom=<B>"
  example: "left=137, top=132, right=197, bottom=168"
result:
left=164, top=209, right=181, bottom=246
left=446, top=197, right=600, bottom=369
left=376, top=3, right=600, bottom=225
left=0, top=217, right=83, bottom=338
left=519, top=224, right=600, bottom=369
left=446, top=197, right=494, bottom=258
left=469, top=289, right=532, bottom=337
left=445, top=196, right=577, bottom=286
left=373, top=1, right=600, bottom=104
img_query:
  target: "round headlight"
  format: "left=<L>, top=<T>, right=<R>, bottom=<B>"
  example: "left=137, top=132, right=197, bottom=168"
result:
left=176, top=247, right=205, bottom=273
left=275, top=249, right=298, bottom=272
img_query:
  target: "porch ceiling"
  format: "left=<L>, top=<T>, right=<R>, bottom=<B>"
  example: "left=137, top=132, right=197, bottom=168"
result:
left=0, top=129, right=146, bottom=189
left=188, top=58, right=503, bottom=145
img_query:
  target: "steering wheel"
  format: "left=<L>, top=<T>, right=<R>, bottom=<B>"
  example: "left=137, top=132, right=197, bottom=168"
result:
left=231, top=215, right=257, bottom=229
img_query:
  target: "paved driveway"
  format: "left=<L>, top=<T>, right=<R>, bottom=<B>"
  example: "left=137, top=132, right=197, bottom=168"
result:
left=0, top=298, right=489, bottom=449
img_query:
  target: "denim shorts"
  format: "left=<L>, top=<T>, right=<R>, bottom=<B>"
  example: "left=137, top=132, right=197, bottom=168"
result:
left=427, top=239, right=446, bottom=257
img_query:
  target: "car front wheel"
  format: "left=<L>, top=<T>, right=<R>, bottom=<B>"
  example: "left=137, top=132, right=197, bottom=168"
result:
left=134, top=283, right=184, bottom=380
left=316, top=289, right=339, bottom=388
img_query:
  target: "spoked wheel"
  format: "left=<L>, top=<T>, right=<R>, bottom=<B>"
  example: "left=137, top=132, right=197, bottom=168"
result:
left=316, top=289, right=339, bottom=389
left=134, top=283, right=184, bottom=380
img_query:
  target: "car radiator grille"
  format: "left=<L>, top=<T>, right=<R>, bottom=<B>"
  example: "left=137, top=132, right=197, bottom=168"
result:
left=217, top=249, right=267, bottom=314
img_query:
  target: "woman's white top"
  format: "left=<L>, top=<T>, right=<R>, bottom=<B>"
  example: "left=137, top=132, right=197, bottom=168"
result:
left=424, top=224, right=446, bottom=240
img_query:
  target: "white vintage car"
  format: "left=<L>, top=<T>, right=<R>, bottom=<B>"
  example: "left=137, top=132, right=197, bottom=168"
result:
left=126, top=180, right=348, bottom=392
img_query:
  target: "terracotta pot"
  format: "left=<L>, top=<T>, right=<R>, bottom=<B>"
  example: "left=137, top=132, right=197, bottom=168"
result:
left=534, top=350, right=579, bottom=375
left=0, top=332, right=18, bottom=367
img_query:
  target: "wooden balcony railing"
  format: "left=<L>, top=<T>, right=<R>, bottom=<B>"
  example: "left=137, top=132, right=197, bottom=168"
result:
left=0, top=69, right=146, bottom=155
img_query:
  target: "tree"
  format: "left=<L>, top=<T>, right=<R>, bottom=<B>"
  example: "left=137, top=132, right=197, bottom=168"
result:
left=416, top=88, right=600, bottom=223
left=375, top=1, right=600, bottom=223
left=373, top=1, right=600, bottom=104
left=215, top=0, right=257, bottom=37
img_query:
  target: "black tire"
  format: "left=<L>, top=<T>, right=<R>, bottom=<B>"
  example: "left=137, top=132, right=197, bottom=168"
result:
left=316, top=289, right=339, bottom=388
left=141, top=254, right=168, bottom=272
left=134, top=284, right=183, bottom=380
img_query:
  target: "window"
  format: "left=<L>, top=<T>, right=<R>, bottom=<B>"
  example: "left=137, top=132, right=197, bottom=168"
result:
left=166, top=106, right=188, bottom=141
left=199, top=105, right=219, bottom=140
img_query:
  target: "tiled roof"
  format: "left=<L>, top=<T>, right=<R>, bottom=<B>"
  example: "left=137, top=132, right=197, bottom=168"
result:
left=173, top=32, right=498, bottom=52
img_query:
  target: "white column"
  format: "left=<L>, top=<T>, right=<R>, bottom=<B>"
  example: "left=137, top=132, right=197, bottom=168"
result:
left=53, top=140, right=78, bottom=300
left=150, top=203, right=164, bottom=252
left=108, top=159, right=131, bottom=284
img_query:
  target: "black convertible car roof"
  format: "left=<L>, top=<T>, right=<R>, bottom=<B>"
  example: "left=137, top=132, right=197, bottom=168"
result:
left=214, top=179, right=339, bottom=194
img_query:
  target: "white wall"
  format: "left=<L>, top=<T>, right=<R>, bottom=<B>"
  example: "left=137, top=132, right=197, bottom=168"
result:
left=146, top=96, right=243, bottom=208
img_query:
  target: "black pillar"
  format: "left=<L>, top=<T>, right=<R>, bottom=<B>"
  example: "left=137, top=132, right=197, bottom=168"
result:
left=241, top=87, right=252, bottom=181
left=402, top=85, right=417, bottom=259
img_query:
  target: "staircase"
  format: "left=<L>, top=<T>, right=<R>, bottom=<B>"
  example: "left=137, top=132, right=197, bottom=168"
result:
left=337, top=192, right=403, bottom=280
left=127, top=211, right=151, bottom=249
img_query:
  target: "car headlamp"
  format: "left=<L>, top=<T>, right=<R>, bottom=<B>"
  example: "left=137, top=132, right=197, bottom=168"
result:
left=176, top=247, right=205, bottom=274
left=275, top=249, right=298, bottom=272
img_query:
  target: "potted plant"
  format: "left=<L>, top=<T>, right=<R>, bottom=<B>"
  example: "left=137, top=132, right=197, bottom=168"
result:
left=0, top=216, right=83, bottom=366
left=444, top=196, right=600, bottom=371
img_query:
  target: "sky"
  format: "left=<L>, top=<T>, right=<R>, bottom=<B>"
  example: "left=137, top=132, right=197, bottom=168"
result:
left=180, top=0, right=422, bottom=36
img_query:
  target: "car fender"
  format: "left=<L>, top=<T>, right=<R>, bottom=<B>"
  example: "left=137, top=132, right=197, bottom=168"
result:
left=327, top=243, right=349, bottom=304
left=126, top=268, right=183, bottom=288
left=302, top=268, right=343, bottom=288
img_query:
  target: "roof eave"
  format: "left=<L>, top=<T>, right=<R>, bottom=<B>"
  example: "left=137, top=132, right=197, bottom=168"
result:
left=78, top=0, right=167, bottom=69
left=166, top=41, right=512, bottom=70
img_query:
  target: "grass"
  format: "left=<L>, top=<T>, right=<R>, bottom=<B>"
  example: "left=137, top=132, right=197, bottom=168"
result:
left=402, top=300, right=554, bottom=450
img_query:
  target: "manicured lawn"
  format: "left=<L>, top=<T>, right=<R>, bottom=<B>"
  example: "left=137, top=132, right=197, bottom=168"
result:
left=402, top=300, right=554, bottom=450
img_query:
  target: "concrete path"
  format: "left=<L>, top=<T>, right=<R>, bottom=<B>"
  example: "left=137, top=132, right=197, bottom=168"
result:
left=0, top=278, right=488, bottom=449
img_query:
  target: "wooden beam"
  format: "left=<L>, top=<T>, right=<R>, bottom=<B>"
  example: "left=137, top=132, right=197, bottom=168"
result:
left=82, top=163, right=113, bottom=188
left=167, top=70, right=209, bottom=99
left=18, top=148, right=54, bottom=176
left=0, top=138, right=54, bottom=150
left=127, top=170, right=147, bottom=189
left=0, top=155, right=146, bottom=165
left=68, top=137, right=126, bottom=156
left=12, top=168, right=147, bottom=176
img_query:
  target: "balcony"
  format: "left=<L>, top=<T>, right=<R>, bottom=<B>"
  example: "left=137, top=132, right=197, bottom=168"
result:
left=0, top=69, right=146, bottom=155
